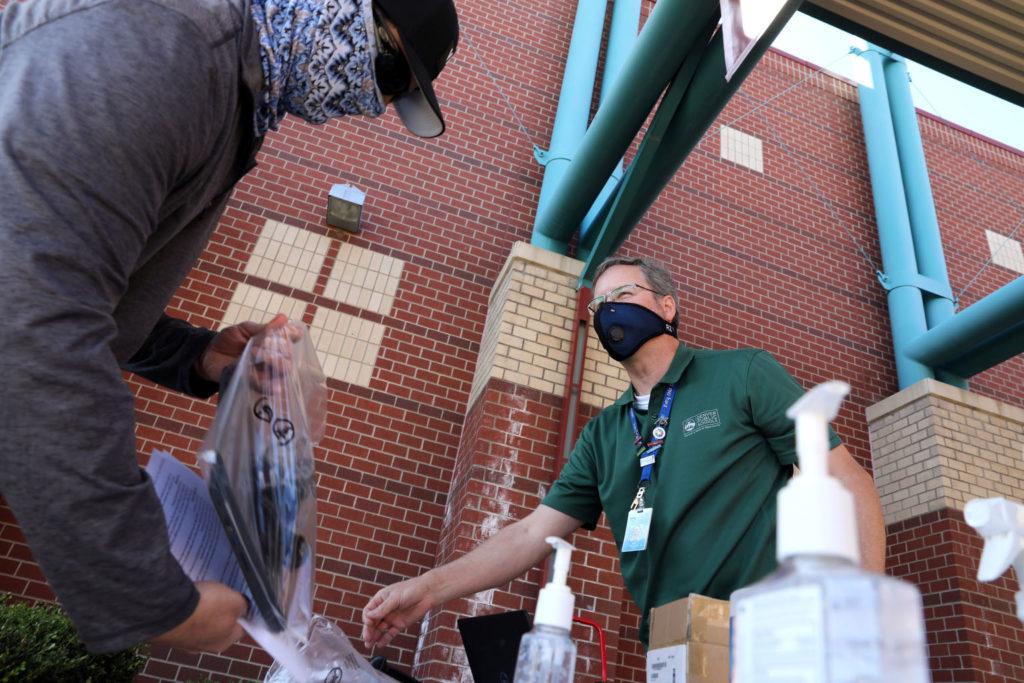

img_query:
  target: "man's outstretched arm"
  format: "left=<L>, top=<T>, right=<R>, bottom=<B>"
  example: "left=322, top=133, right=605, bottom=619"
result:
left=361, top=505, right=582, bottom=649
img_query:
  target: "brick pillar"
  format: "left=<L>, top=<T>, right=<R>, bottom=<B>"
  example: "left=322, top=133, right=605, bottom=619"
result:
left=867, top=379, right=1024, bottom=683
left=410, top=243, right=630, bottom=682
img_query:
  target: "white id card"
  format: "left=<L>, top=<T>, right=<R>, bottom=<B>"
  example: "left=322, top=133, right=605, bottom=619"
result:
left=622, top=507, right=653, bottom=552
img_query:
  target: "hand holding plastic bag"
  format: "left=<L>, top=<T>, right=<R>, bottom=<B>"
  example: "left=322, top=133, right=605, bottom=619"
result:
left=199, top=320, right=325, bottom=638
left=198, top=320, right=392, bottom=681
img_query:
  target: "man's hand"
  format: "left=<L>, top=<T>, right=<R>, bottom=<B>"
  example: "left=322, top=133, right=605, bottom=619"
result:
left=152, top=581, right=247, bottom=653
left=362, top=575, right=436, bottom=650
left=360, top=506, right=581, bottom=650
left=195, top=313, right=289, bottom=383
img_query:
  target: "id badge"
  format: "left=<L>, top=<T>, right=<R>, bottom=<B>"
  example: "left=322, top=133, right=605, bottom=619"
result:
left=622, top=507, right=653, bottom=552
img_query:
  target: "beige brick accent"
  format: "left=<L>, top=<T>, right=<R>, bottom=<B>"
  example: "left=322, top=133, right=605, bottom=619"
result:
left=720, top=125, right=764, bottom=173
left=323, top=242, right=404, bottom=315
left=985, top=229, right=1024, bottom=274
left=244, top=220, right=331, bottom=292
left=580, top=325, right=630, bottom=408
left=220, top=283, right=309, bottom=328
left=309, top=307, right=385, bottom=387
left=866, top=379, right=1024, bottom=525
left=468, top=242, right=583, bottom=407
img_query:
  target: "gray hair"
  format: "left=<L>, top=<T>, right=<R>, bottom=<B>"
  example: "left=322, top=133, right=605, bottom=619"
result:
left=592, top=256, right=680, bottom=325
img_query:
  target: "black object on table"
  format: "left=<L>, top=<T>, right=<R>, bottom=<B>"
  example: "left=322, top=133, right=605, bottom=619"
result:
left=457, top=610, right=532, bottom=682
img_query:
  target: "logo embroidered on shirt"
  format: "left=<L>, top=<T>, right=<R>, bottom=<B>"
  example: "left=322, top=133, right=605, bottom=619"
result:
left=682, top=410, right=721, bottom=437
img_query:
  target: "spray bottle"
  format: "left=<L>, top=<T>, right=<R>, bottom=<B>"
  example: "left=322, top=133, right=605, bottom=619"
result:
left=964, top=496, right=1024, bottom=623
left=730, top=381, right=931, bottom=682
left=513, top=536, right=577, bottom=683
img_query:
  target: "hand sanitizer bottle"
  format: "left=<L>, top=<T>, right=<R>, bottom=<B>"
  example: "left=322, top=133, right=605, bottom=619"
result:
left=730, top=381, right=931, bottom=683
left=513, top=537, right=577, bottom=683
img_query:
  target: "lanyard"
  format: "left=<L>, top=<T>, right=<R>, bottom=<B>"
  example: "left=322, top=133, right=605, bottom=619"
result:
left=629, top=384, right=677, bottom=512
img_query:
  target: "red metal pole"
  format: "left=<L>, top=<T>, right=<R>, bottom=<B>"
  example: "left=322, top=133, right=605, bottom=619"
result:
left=572, top=614, right=609, bottom=682
left=553, top=286, right=592, bottom=479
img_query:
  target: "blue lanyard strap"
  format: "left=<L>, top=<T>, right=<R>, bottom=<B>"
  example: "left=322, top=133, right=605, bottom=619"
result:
left=629, top=384, right=676, bottom=485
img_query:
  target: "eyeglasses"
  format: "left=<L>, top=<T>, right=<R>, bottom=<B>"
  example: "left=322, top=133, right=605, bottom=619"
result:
left=587, top=283, right=661, bottom=315
left=374, top=12, right=414, bottom=98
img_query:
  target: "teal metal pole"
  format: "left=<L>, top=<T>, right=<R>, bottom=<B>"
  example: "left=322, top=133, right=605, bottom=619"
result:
left=530, top=0, right=609, bottom=254
left=940, top=319, right=1024, bottom=379
left=904, top=275, right=1024, bottom=370
left=532, top=0, right=720, bottom=248
left=580, top=0, right=641, bottom=241
left=858, top=48, right=933, bottom=388
left=576, top=0, right=801, bottom=277
left=882, top=53, right=955, bottom=327
left=881, top=51, right=965, bottom=387
left=577, top=30, right=710, bottom=275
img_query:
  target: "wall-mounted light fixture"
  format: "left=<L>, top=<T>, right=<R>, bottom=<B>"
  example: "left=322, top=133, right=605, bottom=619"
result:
left=326, top=183, right=366, bottom=233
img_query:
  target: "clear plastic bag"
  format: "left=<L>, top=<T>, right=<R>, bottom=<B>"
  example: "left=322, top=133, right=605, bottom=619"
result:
left=198, top=321, right=326, bottom=640
left=266, top=616, right=391, bottom=682
left=198, top=320, right=391, bottom=681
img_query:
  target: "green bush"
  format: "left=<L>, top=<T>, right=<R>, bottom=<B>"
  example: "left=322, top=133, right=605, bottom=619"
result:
left=0, top=596, right=148, bottom=682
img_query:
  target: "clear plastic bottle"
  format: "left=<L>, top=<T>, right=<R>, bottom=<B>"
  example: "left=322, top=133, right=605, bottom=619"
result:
left=513, top=537, right=577, bottom=683
left=730, top=382, right=931, bottom=683
left=514, top=623, right=577, bottom=683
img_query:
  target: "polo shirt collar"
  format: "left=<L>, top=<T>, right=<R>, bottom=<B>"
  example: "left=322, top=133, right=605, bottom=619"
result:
left=612, top=342, right=696, bottom=407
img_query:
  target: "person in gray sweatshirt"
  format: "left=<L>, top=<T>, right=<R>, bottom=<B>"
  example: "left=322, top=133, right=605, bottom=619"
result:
left=0, top=0, right=458, bottom=655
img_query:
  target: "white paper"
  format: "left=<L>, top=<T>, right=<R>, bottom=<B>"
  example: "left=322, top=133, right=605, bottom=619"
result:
left=147, top=449, right=248, bottom=596
left=149, top=450, right=378, bottom=682
left=242, top=618, right=312, bottom=682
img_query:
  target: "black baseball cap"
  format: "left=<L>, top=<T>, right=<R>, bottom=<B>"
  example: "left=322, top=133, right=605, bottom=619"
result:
left=373, top=0, right=459, bottom=138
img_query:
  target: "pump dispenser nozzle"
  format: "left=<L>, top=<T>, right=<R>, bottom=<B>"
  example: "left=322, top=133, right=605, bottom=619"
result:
left=534, top=537, right=575, bottom=630
left=777, top=381, right=860, bottom=565
left=965, top=497, right=1024, bottom=623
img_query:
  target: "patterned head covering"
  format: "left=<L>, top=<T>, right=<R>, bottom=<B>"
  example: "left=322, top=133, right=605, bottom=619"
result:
left=249, top=0, right=385, bottom=136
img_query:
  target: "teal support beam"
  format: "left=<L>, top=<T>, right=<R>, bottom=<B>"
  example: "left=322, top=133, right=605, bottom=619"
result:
left=881, top=51, right=965, bottom=388
left=576, top=29, right=710, bottom=275
left=905, top=276, right=1024, bottom=372
left=883, top=54, right=955, bottom=328
left=580, top=0, right=641, bottom=242
left=577, top=0, right=803, bottom=278
left=858, top=48, right=933, bottom=389
left=940, top=318, right=1024, bottom=379
left=532, top=0, right=720, bottom=250
left=530, top=0, right=609, bottom=254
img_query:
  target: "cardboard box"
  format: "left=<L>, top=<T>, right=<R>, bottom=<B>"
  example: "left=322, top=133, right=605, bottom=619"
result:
left=649, top=593, right=730, bottom=648
left=646, top=642, right=729, bottom=683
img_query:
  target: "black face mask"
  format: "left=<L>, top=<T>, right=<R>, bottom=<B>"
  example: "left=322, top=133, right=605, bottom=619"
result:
left=593, top=302, right=677, bottom=362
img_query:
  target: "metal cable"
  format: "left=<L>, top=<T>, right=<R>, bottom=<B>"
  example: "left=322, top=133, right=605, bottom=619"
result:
left=908, top=79, right=1024, bottom=303
left=689, top=49, right=884, bottom=275
left=732, top=89, right=883, bottom=275
left=702, top=50, right=853, bottom=146
left=460, top=26, right=539, bottom=149
left=954, top=209, right=1024, bottom=304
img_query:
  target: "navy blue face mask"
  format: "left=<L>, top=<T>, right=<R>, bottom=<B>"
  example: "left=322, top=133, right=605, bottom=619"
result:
left=593, top=302, right=677, bottom=362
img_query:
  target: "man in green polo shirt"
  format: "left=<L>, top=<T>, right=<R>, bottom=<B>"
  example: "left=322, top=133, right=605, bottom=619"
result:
left=362, top=256, right=885, bottom=649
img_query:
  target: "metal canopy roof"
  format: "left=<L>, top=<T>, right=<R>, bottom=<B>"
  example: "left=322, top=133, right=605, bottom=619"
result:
left=806, top=0, right=1024, bottom=108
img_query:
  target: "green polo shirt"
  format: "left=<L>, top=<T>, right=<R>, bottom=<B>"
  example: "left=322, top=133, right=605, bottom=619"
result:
left=542, top=344, right=841, bottom=646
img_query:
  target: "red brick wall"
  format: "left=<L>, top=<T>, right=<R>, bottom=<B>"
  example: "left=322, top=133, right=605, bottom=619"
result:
left=2, top=0, right=1023, bottom=681
left=889, top=509, right=1024, bottom=683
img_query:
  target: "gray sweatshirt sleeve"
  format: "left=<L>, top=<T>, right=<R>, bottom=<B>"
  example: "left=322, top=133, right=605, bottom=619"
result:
left=0, top=1, right=234, bottom=652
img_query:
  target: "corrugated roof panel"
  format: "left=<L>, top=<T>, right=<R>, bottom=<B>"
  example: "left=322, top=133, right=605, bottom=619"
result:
left=807, top=0, right=1024, bottom=104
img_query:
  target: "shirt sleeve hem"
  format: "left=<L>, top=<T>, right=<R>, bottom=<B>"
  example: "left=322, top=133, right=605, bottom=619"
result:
left=540, top=499, right=598, bottom=531
left=81, top=582, right=200, bottom=654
